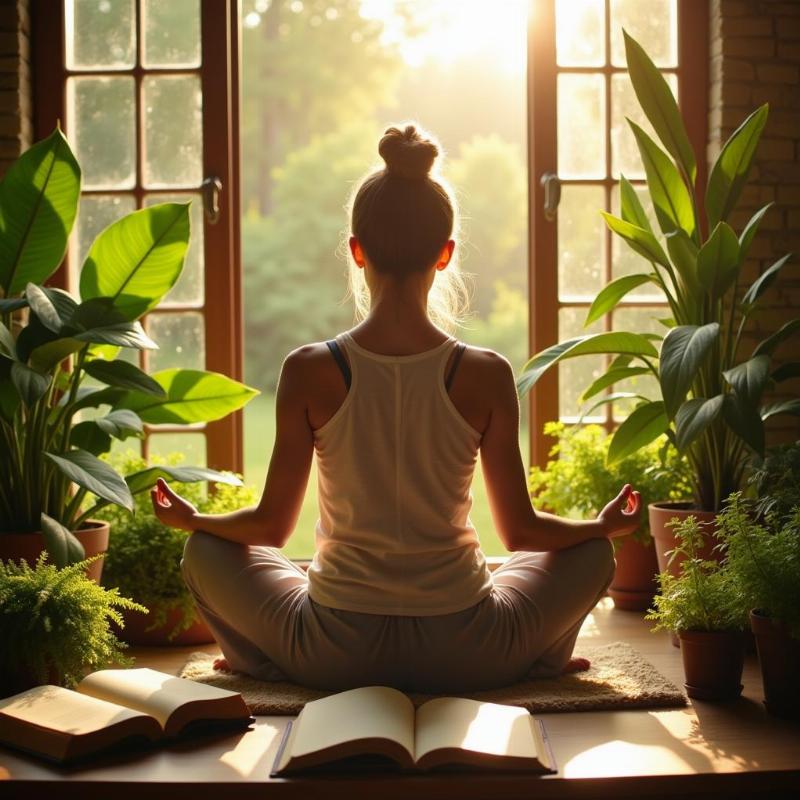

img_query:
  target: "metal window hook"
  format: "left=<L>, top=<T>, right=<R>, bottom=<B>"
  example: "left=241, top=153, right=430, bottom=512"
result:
left=541, top=173, right=561, bottom=222
left=201, top=176, right=223, bottom=225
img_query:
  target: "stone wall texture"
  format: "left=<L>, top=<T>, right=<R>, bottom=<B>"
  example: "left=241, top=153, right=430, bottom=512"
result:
left=0, top=0, right=30, bottom=176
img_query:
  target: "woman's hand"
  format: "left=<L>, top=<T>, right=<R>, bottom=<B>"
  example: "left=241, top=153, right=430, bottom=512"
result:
left=597, top=484, right=642, bottom=538
left=151, top=478, right=198, bottom=532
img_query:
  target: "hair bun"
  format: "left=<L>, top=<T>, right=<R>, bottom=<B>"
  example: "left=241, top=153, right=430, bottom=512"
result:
left=378, top=125, right=438, bottom=179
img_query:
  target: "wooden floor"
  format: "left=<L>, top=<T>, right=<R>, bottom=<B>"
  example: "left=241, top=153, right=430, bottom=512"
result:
left=2, top=598, right=799, bottom=799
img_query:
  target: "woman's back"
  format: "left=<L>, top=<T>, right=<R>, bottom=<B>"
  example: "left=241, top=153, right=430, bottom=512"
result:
left=307, top=330, right=494, bottom=616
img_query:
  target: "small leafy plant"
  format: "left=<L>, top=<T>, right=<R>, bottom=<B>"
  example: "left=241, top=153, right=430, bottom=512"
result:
left=529, top=422, right=692, bottom=545
left=645, top=515, right=749, bottom=633
left=98, top=452, right=257, bottom=639
left=0, top=553, right=146, bottom=689
left=747, top=441, right=800, bottom=523
left=715, top=492, right=800, bottom=637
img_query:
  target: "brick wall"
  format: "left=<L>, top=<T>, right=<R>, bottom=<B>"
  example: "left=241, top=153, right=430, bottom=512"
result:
left=710, top=0, right=800, bottom=445
left=0, top=0, right=30, bottom=177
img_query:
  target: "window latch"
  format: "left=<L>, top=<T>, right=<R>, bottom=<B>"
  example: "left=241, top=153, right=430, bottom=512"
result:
left=540, top=173, right=561, bottom=222
left=201, top=176, right=223, bottom=225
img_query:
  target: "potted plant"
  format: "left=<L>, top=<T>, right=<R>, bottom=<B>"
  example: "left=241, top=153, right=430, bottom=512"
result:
left=0, top=553, right=146, bottom=696
left=716, top=491, right=800, bottom=719
left=516, top=31, right=798, bottom=575
left=0, top=128, right=258, bottom=579
left=97, top=452, right=257, bottom=646
left=529, top=421, right=692, bottom=610
left=646, top=514, right=749, bottom=701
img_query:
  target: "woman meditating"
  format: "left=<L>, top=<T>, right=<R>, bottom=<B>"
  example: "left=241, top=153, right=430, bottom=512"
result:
left=151, top=124, right=641, bottom=693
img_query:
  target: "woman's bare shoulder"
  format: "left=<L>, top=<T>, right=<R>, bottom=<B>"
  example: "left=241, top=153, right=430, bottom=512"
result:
left=460, top=344, right=515, bottom=380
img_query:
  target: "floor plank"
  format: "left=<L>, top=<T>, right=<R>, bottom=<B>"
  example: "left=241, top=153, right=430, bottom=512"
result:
left=2, top=598, right=799, bottom=799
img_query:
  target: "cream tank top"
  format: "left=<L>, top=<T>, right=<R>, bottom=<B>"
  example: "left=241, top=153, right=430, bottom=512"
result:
left=306, top=331, right=494, bottom=616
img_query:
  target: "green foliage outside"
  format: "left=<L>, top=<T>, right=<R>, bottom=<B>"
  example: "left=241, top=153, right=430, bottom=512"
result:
left=715, top=492, right=800, bottom=638
left=529, top=422, right=693, bottom=545
left=645, top=515, right=749, bottom=634
left=98, top=452, right=257, bottom=639
left=0, top=554, right=145, bottom=688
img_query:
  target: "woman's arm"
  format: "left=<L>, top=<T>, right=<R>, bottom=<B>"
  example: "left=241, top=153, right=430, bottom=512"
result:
left=479, top=354, right=641, bottom=552
left=151, top=350, right=314, bottom=547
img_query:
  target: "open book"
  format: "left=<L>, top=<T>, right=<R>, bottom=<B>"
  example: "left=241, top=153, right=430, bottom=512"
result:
left=0, top=668, right=253, bottom=764
left=271, top=686, right=556, bottom=775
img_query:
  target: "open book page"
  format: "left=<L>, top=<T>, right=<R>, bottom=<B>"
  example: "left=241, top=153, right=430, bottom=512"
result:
left=276, top=686, right=415, bottom=774
left=76, top=668, right=248, bottom=737
left=414, top=697, right=553, bottom=771
left=0, top=685, right=161, bottom=763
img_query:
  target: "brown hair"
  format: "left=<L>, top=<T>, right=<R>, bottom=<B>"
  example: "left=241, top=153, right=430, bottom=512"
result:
left=346, top=123, right=470, bottom=329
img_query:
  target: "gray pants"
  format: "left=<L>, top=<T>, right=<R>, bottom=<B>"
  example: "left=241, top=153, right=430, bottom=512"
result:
left=181, top=533, right=615, bottom=693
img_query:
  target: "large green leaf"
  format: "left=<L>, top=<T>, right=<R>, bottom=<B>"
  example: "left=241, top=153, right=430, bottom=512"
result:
left=739, top=203, right=773, bottom=260
left=125, top=465, right=243, bottom=496
left=665, top=229, right=700, bottom=293
left=619, top=175, right=654, bottom=233
left=600, top=212, right=669, bottom=267
left=675, top=395, right=724, bottom=452
left=607, top=400, right=668, bottom=465
left=0, top=127, right=81, bottom=295
left=79, top=203, right=190, bottom=321
left=579, top=391, right=651, bottom=423
left=115, top=368, right=259, bottom=424
left=659, top=323, right=720, bottom=419
left=29, top=337, right=84, bottom=372
left=585, top=274, right=656, bottom=326
left=697, top=222, right=741, bottom=297
left=0, top=322, right=16, bottom=360
left=771, top=362, right=800, bottom=382
left=40, top=512, right=85, bottom=568
left=95, top=409, right=143, bottom=439
left=69, top=420, right=112, bottom=456
left=624, top=30, right=696, bottom=184
left=742, top=253, right=793, bottom=307
left=753, top=319, right=800, bottom=358
left=629, top=120, right=695, bottom=238
left=580, top=366, right=651, bottom=402
left=73, top=321, right=157, bottom=350
left=761, top=399, right=800, bottom=421
left=84, top=358, right=166, bottom=396
left=706, top=104, right=769, bottom=228
left=25, top=283, right=62, bottom=333
left=11, top=362, right=50, bottom=406
left=517, top=332, right=658, bottom=397
left=45, top=449, right=134, bottom=511
left=723, top=355, right=771, bottom=407
left=722, top=394, right=764, bottom=456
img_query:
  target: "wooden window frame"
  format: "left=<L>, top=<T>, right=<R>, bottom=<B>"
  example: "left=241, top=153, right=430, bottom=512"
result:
left=527, top=0, right=709, bottom=468
left=31, top=0, right=243, bottom=473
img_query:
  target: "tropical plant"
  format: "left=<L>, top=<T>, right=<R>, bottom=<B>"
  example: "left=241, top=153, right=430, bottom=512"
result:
left=97, top=451, right=257, bottom=639
left=528, top=422, right=692, bottom=545
left=516, top=31, right=798, bottom=512
left=645, top=514, right=749, bottom=633
left=747, top=441, right=800, bottom=523
left=0, top=553, right=146, bottom=689
left=0, top=128, right=258, bottom=561
left=715, top=492, right=800, bottom=637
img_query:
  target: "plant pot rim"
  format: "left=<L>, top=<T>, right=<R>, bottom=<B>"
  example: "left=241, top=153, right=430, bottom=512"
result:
left=678, top=628, right=745, bottom=639
left=649, top=501, right=713, bottom=513
left=1, top=519, right=110, bottom=537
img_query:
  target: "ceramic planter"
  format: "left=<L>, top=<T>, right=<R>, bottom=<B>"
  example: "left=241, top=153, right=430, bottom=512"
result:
left=116, top=604, right=216, bottom=646
left=678, top=629, right=745, bottom=701
left=648, top=502, right=721, bottom=578
left=750, top=609, right=800, bottom=719
left=0, top=520, right=110, bottom=583
left=608, top=534, right=659, bottom=611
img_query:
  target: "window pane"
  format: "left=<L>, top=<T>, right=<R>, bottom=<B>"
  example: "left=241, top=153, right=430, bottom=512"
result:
left=73, top=194, right=136, bottom=268
left=610, top=182, right=666, bottom=300
left=144, top=193, right=204, bottom=305
left=148, top=432, right=206, bottom=467
left=146, top=312, right=205, bottom=371
left=142, top=0, right=201, bottom=68
left=68, top=76, right=135, bottom=189
left=559, top=307, right=605, bottom=421
left=558, top=185, right=606, bottom=299
left=65, top=0, right=135, bottom=70
left=142, top=76, right=203, bottom=188
left=610, top=0, right=678, bottom=68
left=556, top=0, right=605, bottom=66
left=558, top=74, right=605, bottom=178
left=611, top=72, right=678, bottom=178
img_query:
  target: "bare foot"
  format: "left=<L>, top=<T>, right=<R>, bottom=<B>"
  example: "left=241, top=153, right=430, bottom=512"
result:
left=562, top=657, right=591, bottom=674
left=213, top=656, right=231, bottom=672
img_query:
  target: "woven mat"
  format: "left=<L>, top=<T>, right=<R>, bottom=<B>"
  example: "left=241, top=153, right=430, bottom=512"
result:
left=179, top=641, right=686, bottom=715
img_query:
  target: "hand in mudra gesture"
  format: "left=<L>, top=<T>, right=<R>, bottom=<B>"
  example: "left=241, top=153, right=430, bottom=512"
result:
left=151, top=478, right=198, bottom=532
left=597, top=484, right=642, bottom=538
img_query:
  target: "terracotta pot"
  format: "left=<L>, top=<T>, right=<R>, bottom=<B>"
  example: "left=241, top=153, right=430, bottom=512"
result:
left=648, top=502, right=721, bottom=579
left=0, top=520, right=110, bottom=583
left=678, top=629, right=745, bottom=701
left=607, top=534, right=659, bottom=611
left=750, top=609, right=800, bottom=719
left=116, top=604, right=216, bottom=647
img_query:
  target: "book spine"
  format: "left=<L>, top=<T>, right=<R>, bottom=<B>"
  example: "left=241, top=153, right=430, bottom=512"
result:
left=537, top=718, right=558, bottom=774
left=269, top=720, right=293, bottom=777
